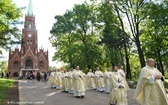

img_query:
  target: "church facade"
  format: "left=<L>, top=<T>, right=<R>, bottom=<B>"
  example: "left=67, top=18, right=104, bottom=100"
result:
left=8, top=0, right=49, bottom=77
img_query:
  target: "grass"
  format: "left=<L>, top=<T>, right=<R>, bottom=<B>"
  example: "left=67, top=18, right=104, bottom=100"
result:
left=0, top=78, right=15, bottom=104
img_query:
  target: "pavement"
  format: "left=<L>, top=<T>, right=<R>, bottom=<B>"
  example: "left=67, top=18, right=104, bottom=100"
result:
left=19, top=80, right=140, bottom=105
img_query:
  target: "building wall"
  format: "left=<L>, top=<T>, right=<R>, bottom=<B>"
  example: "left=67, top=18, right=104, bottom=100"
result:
left=8, top=15, right=49, bottom=77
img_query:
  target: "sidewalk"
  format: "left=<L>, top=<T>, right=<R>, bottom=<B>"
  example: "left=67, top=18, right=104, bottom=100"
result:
left=19, top=80, right=140, bottom=105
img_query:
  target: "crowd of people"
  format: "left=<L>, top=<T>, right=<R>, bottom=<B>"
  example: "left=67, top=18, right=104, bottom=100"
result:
left=47, top=64, right=130, bottom=104
left=0, top=70, right=11, bottom=79
left=47, top=58, right=168, bottom=105
left=1, top=58, right=168, bottom=105
left=19, top=71, right=49, bottom=82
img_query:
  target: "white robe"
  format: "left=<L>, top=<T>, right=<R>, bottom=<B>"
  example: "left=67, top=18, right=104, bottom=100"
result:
left=73, top=70, right=85, bottom=96
left=104, top=71, right=112, bottom=93
left=109, top=71, right=128, bottom=105
left=86, top=72, right=96, bottom=89
left=134, top=65, right=168, bottom=105
left=47, top=72, right=55, bottom=87
left=61, top=72, right=69, bottom=91
left=68, top=71, right=74, bottom=93
left=95, top=70, right=105, bottom=92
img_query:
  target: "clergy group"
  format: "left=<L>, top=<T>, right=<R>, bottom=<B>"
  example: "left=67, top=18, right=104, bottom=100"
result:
left=47, top=58, right=168, bottom=105
left=47, top=64, right=130, bottom=104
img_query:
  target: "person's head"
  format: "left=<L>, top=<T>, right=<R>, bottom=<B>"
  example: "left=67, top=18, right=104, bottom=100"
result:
left=107, top=67, right=111, bottom=71
left=89, top=69, right=92, bottom=72
left=76, top=66, right=79, bottom=70
left=96, top=67, right=100, bottom=70
left=146, top=58, right=155, bottom=67
left=117, top=64, right=122, bottom=69
left=113, top=66, right=118, bottom=72
left=70, top=68, right=74, bottom=71
left=64, top=70, right=67, bottom=73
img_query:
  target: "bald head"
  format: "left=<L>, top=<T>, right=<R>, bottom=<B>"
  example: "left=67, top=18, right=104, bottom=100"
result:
left=76, top=66, right=79, bottom=70
left=89, top=69, right=92, bottom=72
left=71, top=68, right=74, bottom=71
left=146, top=58, right=155, bottom=67
left=107, top=67, right=111, bottom=71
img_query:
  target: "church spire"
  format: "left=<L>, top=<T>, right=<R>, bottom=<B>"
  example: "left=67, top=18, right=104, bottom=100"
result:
left=27, top=0, right=33, bottom=16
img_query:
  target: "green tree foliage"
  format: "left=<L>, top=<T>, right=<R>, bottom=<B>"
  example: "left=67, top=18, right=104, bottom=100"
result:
left=0, top=61, right=7, bottom=75
left=50, top=0, right=168, bottom=78
left=96, top=1, right=133, bottom=78
left=141, top=1, right=168, bottom=75
left=95, top=0, right=168, bottom=77
left=50, top=2, right=105, bottom=71
left=0, top=0, right=22, bottom=50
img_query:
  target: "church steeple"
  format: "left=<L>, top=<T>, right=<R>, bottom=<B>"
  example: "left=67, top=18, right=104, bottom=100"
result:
left=27, top=0, right=33, bottom=16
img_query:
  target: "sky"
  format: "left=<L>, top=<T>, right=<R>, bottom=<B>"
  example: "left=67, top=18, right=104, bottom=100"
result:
left=2, top=0, right=85, bottom=68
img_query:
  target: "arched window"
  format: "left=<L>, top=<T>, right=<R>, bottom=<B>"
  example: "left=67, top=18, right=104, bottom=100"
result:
left=39, top=61, right=44, bottom=68
left=13, top=61, right=19, bottom=69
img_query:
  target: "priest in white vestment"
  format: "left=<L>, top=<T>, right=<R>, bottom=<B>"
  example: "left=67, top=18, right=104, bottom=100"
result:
left=73, top=66, right=85, bottom=98
left=61, top=70, right=69, bottom=92
left=134, top=58, right=168, bottom=105
left=47, top=70, right=56, bottom=88
left=55, top=69, right=62, bottom=90
left=68, top=68, right=74, bottom=94
left=86, top=69, right=96, bottom=90
left=117, top=64, right=126, bottom=78
left=109, top=66, right=128, bottom=105
left=104, top=67, right=112, bottom=93
left=95, top=67, right=105, bottom=92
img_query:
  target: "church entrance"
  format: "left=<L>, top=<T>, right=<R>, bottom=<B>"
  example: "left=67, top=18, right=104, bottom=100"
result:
left=25, top=59, right=33, bottom=69
left=23, top=59, right=34, bottom=78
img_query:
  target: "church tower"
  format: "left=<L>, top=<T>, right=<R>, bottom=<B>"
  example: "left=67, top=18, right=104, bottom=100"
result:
left=8, top=0, right=49, bottom=77
left=21, top=0, right=37, bottom=55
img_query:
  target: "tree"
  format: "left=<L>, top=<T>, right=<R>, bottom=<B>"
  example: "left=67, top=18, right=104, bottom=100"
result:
left=50, top=10, right=75, bottom=67
left=0, top=61, right=7, bottom=74
left=0, top=0, right=22, bottom=50
left=96, top=1, right=132, bottom=79
left=100, top=0, right=158, bottom=68
left=50, top=2, right=105, bottom=71
left=141, top=1, right=168, bottom=75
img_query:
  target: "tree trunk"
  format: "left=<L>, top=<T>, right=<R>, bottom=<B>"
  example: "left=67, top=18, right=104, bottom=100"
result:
left=135, top=37, right=146, bottom=68
left=157, top=49, right=164, bottom=75
left=123, top=39, right=131, bottom=79
left=119, top=48, right=125, bottom=70
left=113, top=4, right=131, bottom=79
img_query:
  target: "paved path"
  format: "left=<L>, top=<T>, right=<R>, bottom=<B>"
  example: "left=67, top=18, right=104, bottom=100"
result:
left=19, top=80, right=140, bottom=105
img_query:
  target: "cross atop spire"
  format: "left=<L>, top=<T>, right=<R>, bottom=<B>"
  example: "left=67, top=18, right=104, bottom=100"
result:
left=27, top=0, right=34, bottom=16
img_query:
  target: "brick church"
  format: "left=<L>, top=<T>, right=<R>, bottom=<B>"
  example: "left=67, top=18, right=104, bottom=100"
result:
left=8, top=0, right=49, bottom=77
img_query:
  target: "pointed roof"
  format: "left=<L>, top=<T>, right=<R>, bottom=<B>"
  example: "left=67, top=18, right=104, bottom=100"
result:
left=27, top=0, right=33, bottom=16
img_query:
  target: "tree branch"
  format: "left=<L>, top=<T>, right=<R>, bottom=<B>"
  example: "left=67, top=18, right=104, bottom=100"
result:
left=125, top=11, right=136, bottom=40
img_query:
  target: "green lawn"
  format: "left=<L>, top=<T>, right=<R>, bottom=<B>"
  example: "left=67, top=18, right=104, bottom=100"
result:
left=0, top=78, right=15, bottom=104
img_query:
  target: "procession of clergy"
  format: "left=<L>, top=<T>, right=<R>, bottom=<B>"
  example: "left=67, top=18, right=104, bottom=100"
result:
left=47, top=58, right=168, bottom=105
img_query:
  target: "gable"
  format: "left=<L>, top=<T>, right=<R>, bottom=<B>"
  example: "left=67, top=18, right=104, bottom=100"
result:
left=22, top=47, right=37, bottom=59
left=9, top=53, right=20, bottom=61
left=38, top=53, right=47, bottom=61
